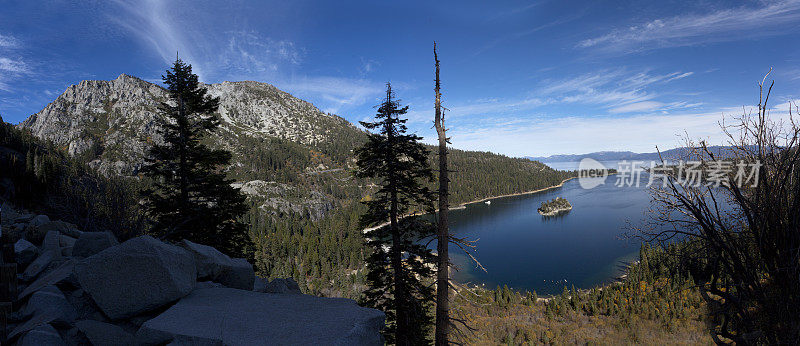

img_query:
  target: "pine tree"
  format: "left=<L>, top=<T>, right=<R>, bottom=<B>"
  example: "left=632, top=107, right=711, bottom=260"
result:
left=141, top=58, right=249, bottom=257
left=356, top=83, right=436, bottom=345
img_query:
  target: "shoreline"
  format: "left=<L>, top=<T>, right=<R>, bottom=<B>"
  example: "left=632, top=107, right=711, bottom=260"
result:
left=456, top=177, right=576, bottom=208
left=361, top=177, right=576, bottom=234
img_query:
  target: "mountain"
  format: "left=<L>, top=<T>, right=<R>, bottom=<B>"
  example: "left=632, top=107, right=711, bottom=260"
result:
left=21, top=74, right=570, bottom=214
left=21, top=74, right=362, bottom=176
left=16, top=74, right=575, bottom=296
left=527, top=146, right=735, bottom=163
left=21, top=74, right=367, bottom=221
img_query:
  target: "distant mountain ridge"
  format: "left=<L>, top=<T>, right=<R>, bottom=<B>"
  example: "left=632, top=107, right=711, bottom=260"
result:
left=9, top=73, right=578, bottom=297
left=527, top=146, right=735, bottom=163
left=21, top=74, right=361, bottom=176
left=19, top=73, right=571, bottom=219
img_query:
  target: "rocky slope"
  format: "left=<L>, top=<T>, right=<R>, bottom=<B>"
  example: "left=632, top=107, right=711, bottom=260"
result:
left=0, top=203, right=384, bottom=345
left=20, top=74, right=364, bottom=218
left=21, top=74, right=360, bottom=175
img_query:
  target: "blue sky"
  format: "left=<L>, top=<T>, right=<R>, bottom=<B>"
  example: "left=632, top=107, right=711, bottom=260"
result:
left=1, top=0, right=800, bottom=157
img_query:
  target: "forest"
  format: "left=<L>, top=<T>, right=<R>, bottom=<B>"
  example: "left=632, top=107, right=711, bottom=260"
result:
left=0, top=112, right=576, bottom=299
left=451, top=243, right=711, bottom=344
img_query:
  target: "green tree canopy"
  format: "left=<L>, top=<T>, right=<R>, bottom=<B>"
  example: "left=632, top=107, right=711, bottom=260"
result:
left=355, top=83, right=436, bottom=345
left=141, top=58, right=249, bottom=257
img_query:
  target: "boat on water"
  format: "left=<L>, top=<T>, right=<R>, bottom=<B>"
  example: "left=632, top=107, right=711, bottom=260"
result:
left=485, top=200, right=491, bottom=205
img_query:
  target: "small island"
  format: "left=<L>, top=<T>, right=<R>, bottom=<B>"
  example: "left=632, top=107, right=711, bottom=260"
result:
left=538, top=197, right=573, bottom=216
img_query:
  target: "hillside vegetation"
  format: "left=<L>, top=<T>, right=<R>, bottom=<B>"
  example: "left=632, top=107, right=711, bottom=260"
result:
left=453, top=243, right=712, bottom=344
left=8, top=75, right=576, bottom=299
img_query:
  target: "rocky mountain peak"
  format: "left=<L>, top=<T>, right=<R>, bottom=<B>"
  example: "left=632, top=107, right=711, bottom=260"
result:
left=19, top=75, right=361, bottom=176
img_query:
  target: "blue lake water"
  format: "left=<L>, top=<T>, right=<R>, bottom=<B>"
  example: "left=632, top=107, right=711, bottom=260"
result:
left=444, top=165, right=654, bottom=295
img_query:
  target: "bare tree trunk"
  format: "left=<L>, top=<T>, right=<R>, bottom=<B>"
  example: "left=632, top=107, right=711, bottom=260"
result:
left=433, top=42, right=450, bottom=346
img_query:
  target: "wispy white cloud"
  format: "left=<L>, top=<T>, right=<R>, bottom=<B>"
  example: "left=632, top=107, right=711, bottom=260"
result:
left=109, top=0, right=207, bottom=78
left=108, top=0, right=380, bottom=115
left=0, top=34, right=29, bottom=92
left=475, top=11, right=585, bottom=56
left=608, top=101, right=701, bottom=114
left=217, top=31, right=302, bottom=78
left=539, top=69, right=697, bottom=111
left=359, top=57, right=379, bottom=76
left=608, top=101, right=664, bottom=114
left=487, top=2, right=544, bottom=21
left=412, top=69, right=699, bottom=126
left=0, top=57, right=28, bottom=74
left=579, top=1, right=800, bottom=53
left=0, top=34, right=19, bottom=48
left=282, top=76, right=384, bottom=115
left=448, top=101, right=798, bottom=157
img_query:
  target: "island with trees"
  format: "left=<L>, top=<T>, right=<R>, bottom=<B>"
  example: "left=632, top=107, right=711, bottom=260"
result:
left=537, top=197, right=572, bottom=216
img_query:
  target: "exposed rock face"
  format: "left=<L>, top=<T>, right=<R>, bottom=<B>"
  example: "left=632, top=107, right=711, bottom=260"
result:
left=18, top=323, right=65, bottom=346
left=2, top=203, right=385, bottom=345
left=180, top=239, right=254, bottom=290
left=37, top=221, right=83, bottom=239
left=29, top=215, right=50, bottom=227
left=137, top=287, right=385, bottom=346
left=42, top=231, right=61, bottom=255
left=233, top=180, right=335, bottom=221
left=20, top=75, right=166, bottom=176
left=72, top=231, right=118, bottom=258
left=21, top=285, right=77, bottom=326
left=21, top=250, right=57, bottom=281
left=258, top=277, right=303, bottom=294
left=18, top=260, right=76, bottom=300
left=19, top=75, right=362, bottom=220
left=20, top=74, right=356, bottom=176
left=75, top=235, right=196, bottom=320
left=14, top=238, right=38, bottom=266
left=75, top=320, right=134, bottom=346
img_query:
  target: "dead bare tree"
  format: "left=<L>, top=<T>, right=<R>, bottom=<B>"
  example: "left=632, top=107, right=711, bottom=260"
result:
left=434, top=41, right=451, bottom=346
left=641, top=70, right=800, bottom=344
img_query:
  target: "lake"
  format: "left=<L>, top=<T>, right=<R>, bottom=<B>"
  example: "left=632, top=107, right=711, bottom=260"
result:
left=444, top=162, right=654, bottom=295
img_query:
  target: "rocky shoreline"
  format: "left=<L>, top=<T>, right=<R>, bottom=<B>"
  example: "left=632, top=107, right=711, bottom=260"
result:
left=0, top=203, right=384, bottom=345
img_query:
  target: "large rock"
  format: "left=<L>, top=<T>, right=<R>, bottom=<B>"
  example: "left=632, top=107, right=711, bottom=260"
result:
left=18, top=323, right=66, bottom=346
left=38, top=220, right=83, bottom=238
left=179, top=240, right=254, bottom=290
left=253, top=276, right=268, bottom=291
left=9, top=309, right=59, bottom=340
left=21, top=250, right=57, bottom=281
left=30, top=214, right=50, bottom=227
left=21, top=285, right=77, bottom=326
left=14, top=238, right=39, bottom=267
left=75, top=235, right=196, bottom=320
left=72, top=231, right=118, bottom=258
left=42, top=230, right=62, bottom=255
left=75, top=320, right=134, bottom=346
left=24, top=215, right=54, bottom=244
left=59, top=234, right=77, bottom=248
left=136, top=287, right=385, bottom=346
left=18, top=260, right=76, bottom=300
left=269, top=278, right=302, bottom=294
left=64, top=288, right=105, bottom=321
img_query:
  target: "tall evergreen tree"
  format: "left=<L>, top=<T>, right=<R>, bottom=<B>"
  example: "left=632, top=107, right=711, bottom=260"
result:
left=142, top=58, right=249, bottom=257
left=356, top=83, right=436, bottom=345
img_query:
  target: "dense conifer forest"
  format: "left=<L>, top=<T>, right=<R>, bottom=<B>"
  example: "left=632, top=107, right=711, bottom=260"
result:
left=0, top=112, right=576, bottom=300
left=0, top=117, right=145, bottom=239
